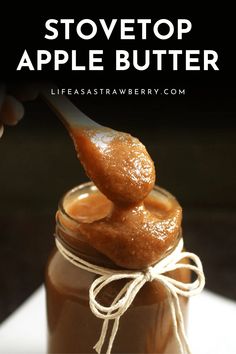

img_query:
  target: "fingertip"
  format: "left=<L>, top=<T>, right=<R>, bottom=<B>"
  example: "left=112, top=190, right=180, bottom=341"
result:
left=0, top=95, right=24, bottom=125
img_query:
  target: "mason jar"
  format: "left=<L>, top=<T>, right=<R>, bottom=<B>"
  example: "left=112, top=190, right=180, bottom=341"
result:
left=45, top=182, right=190, bottom=354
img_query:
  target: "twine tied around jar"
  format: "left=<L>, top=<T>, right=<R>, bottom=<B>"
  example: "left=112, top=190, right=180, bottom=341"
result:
left=55, top=237, right=205, bottom=354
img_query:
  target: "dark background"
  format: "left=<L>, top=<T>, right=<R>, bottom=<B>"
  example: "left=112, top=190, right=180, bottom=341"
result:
left=0, top=7, right=236, bottom=322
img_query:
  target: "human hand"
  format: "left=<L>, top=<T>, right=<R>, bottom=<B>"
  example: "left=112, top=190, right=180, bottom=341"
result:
left=0, top=83, right=39, bottom=137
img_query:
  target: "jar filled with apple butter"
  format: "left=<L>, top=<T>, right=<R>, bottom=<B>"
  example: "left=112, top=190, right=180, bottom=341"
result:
left=46, top=181, right=191, bottom=354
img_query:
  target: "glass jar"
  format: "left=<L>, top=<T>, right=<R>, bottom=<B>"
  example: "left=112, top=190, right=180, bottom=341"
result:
left=45, top=182, right=190, bottom=354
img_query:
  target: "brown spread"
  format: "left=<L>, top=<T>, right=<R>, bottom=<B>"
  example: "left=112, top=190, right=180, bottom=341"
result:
left=66, top=126, right=182, bottom=269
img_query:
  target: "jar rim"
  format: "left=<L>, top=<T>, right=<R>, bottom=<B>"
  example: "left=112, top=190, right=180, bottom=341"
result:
left=56, top=181, right=182, bottom=268
left=58, top=181, right=178, bottom=226
left=58, top=181, right=96, bottom=225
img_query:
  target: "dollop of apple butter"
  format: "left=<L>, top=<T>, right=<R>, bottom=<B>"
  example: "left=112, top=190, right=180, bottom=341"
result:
left=68, top=126, right=181, bottom=269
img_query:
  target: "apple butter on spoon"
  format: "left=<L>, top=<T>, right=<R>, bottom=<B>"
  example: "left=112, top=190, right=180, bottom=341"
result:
left=42, top=87, right=181, bottom=270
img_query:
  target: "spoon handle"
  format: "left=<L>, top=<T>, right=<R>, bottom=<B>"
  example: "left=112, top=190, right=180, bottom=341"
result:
left=41, top=84, right=100, bottom=129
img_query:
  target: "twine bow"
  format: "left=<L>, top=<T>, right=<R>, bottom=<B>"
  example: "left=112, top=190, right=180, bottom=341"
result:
left=56, top=237, right=205, bottom=354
